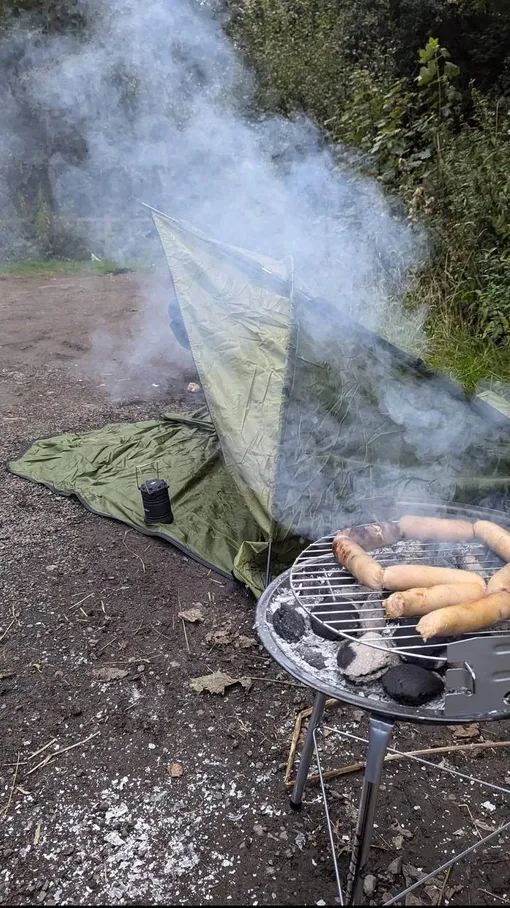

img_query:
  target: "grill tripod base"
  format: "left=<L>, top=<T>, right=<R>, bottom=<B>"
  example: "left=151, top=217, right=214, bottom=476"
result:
left=292, top=694, right=510, bottom=905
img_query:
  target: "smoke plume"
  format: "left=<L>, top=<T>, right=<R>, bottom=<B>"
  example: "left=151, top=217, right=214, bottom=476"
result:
left=1, top=0, right=507, bottom=525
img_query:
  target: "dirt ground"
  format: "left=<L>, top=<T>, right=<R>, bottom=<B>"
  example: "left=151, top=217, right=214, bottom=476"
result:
left=1, top=271, right=510, bottom=907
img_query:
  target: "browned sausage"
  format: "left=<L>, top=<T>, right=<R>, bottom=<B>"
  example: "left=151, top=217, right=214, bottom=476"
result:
left=384, top=582, right=486, bottom=619
left=417, top=591, right=510, bottom=641
left=332, top=534, right=383, bottom=589
left=398, top=515, right=474, bottom=541
left=474, top=521, right=510, bottom=562
left=339, top=521, right=402, bottom=551
left=487, top=563, right=510, bottom=594
left=382, top=564, right=485, bottom=592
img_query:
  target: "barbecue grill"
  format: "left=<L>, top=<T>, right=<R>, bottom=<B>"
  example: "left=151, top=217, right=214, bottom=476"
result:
left=256, top=501, right=510, bottom=905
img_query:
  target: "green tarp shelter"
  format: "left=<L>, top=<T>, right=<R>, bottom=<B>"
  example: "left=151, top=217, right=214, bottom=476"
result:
left=9, top=209, right=510, bottom=595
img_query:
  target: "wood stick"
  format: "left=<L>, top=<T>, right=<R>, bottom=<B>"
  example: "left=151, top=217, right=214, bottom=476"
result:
left=284, top=699, right=340, bottom=785
left=24, top=731, right=100, bottom=778
left=244, top=676, right=305, bottom=688
left=69, top=592, right=94, bottom=611
left=284, top=738, right=510, bottom=787
left=0, top=618, right=15, bottom=643
left=437, top=865, right=453, bottom=905
left=0, top=752, right=20, bottom=820
left=181, top=619, right=190, bottom=654
left=28, top=737, right=58, bottom=762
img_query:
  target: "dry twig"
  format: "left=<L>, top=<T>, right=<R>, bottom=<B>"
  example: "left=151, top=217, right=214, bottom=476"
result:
left=123, top=531, right=146, bottom=573
left=478, top=890, right=510, bottom=905
left=0, top=618, right=15, bottom=643
left=436, top=865, right=452, bottom=905
left=243, top=675, right=304, bottom=689
left=96, top=636, right=118, bottom=656
left=69, top=592, right=94, bottom=611
left=0, top=752, right=20, bottom=820
left=150, top=624, right=174, bottom=643
left=285, top=706, right=510, bottom=787
left=24, top=731, right=100, bottom=778
left=181, top=619, right=190, bottom=654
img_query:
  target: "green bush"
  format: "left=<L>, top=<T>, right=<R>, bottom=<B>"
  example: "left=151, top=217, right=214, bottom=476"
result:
left=229, top=4, right=510, bottom=358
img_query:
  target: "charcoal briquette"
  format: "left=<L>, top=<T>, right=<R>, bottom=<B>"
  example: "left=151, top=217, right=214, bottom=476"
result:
left=382, top=663, right=444, bottom=705
left=310, top=603, right=359, bottom=641
left=272, top=603, right=305, bottom=643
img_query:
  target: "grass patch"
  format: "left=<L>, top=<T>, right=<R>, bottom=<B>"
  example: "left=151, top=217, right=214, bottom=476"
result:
left=427, top=321, right=510, bottom=394
left=0, top=258, right=131, bottom=276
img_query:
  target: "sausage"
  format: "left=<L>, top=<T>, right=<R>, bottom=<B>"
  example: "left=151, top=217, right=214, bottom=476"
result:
left=384, top=582, right=486, bottom=619
left=382, top=564, right=485, bottom=592
left=332, top=534, right=383, bottom=590
left=487, top=563, right=510, bottom=594
left=417, top=590, right=510, bottom=641
left=474, top=520, right=510, bottom=563
left=398, top=515, right=474, bottom=541
left=339, top=521, right=402, bottom=551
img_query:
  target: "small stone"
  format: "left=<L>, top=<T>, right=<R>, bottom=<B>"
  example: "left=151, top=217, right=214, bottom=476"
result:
left=388, top=856, right=403, bottom=875
left=404, top=895, right=423, bottom=906
left=382, top=664, right=444, bottom=705
left=364, top=874, right=377, bottom=897
left=253, top=824, right=265, bottom=836
left=137, top=664, right=145, bottom=673
left=272, top=604, right=305, bottom=643
left=300, top=648, right=326, bottom=670
left=70, top=705, right=82, bottom=717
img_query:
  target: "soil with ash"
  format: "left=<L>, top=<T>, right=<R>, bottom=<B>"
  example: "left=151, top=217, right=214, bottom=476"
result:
left=1, top=271, right=509, bottom=906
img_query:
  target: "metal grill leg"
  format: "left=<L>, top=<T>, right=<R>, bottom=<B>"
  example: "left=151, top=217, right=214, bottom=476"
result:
left=345, top=715, right=394, bottom=905
left=290, top=692, right=328, bottom=809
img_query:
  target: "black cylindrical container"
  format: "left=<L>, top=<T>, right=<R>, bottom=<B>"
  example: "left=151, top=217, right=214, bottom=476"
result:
left=139, top=478, right=173, bottom=525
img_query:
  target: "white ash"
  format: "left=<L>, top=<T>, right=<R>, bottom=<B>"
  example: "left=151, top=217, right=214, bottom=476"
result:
left=258, top=585, right=449, bottom=715
left=338, top=631, right=400, bottom=683
left=357, top=593, right=385, bottom=632
left=264, top=591, right=346, bottom=685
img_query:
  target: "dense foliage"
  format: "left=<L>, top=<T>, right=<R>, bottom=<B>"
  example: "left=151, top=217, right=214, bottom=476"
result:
left=0, top=0, right=509, bottom=367
left=227, top=0, right=510, bottom=350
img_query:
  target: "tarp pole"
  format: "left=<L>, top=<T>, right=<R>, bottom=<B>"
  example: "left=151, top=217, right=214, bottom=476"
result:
left=264, top=536, right=273, bottom=590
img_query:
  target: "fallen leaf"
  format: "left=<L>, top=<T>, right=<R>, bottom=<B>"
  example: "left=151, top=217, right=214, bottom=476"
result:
left=190, top=670, right=252, bottom=696
left=449, top=723, right=480, bottom=739
left=187, top=382, right=201, bottom=392
left=236, top=635, right=257, bottom=649
left=390, top=821, right=413, bottom=839
left=178, top=606, right=204, bottom=624
left=206, top=627, right=233, bottom=646
left=93, top=666, right=129, bottom=682
left=169, top=762, right=183, bottom=778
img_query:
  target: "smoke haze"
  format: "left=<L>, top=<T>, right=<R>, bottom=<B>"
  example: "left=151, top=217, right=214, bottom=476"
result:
left=2, top=0, right=507, bottom=525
